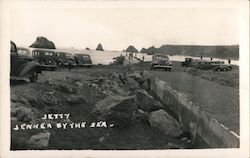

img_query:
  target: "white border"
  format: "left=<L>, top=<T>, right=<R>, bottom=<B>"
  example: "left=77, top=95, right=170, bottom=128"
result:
left=0, top=1, right=249, bottom=158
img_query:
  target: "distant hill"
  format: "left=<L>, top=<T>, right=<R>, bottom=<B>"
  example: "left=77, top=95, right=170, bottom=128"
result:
left=140, top=44, right=239, bottom=59
left=30, top=36, right=56, bottom=49
left=140, top=46, right=159, bottom=55
left=125, top=45, right=138, bottom=52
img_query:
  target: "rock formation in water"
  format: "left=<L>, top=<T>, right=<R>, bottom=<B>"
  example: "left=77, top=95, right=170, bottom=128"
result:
left=96, top=43, right=104, bottom=51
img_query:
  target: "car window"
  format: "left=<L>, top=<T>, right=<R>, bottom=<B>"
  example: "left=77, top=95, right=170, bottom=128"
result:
left=45, top=52, right=53, bottom=56
left=83, top=55, right=90, bottom=59
left=11, top=43, right=17, bottom=53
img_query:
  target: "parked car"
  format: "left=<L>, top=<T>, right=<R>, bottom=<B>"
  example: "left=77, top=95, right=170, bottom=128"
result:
left=31, top=49, right=57, bottom=70
left=56, top=52, right=76, bottom=67
left=150, top=54, right=172, bottom=71
left=10, top=41, right=41, bottom=82
left=193, top=60, right=232, bottom=71
left=74, top=54, right=92, bottom=67
left=181, top=58, right=194, bottom=67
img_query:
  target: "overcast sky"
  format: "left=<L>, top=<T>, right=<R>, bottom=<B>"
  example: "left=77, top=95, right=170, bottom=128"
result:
left=10, top=7, right=239, bottom=51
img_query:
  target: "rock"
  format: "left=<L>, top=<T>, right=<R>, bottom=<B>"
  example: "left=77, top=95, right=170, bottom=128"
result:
left=30, top=36, right=56, bottom=49
left=96, top=43, right=104, bottom=51
left=126, top=77, right=140, bottom=90
left=135, top=109, right=149, bottom=123
left=66, top=95, right=86, bottom=105
left=28, top=131, right=51, bottom=148
left=18, top=96, right=30, bottom=106
left=11, top=94, right=19, bottom=102
left=141, top=81, right=150, bottom=90
left=110, top=82, right=130, bottom=96
left=89, top=83, right=102, bottom=95
left=14, top=106, right=34, bottom=123
left=127, top=72, right=142, bottom=80
left=149, top=109, right=182, bottom=137
left=136, top=89, right=163, bottom=112
left=54, top=82, right=77, bottom=94
left=99, top=136, right=105, bottom=143
left=93, top=95, right=137, bottom=127
left=181, top=137, right=188, bottom=141
left=167, top=143, right=183, bottom=149
left=125, top=45, right=139, bottom=52
left=41, top=94, right=59, bottom=106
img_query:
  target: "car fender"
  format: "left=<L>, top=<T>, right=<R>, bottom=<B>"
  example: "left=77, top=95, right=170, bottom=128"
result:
left=19, top=61, right=41, bottom=77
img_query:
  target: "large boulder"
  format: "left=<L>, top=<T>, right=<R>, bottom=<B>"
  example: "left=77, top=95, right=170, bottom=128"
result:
left=28, top=131, right=51, bottom=148
left=125, top=45, right=139, bottom=52
left=93, top=95, right=137, bottom=127
left=96, top=43, right=104, bottom=51
left=30, top=36, right=56, bottom=49
left=66, top=94, right=87, bottom=105
left=136, top=89, right=163, bottom=112
left=149, top=109, right=182, bottom=137
left=11, top=104, right=35, bottom=123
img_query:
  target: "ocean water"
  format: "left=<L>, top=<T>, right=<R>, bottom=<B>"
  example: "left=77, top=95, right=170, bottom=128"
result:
left=27, top=47, right=239, bottom=65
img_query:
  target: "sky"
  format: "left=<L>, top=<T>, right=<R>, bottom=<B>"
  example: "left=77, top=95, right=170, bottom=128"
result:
left=10, top=7, right=239, bottom=51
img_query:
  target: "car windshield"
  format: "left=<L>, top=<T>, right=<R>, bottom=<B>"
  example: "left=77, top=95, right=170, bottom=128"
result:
left=17, top=49, right=29, bottom=56
left=57, top=53, right=66, bottom=57
left=155, top=55, right=169, bottom=59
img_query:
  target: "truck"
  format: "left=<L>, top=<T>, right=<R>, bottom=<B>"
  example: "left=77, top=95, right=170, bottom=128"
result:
left=150, top=54, right=172, bottom=71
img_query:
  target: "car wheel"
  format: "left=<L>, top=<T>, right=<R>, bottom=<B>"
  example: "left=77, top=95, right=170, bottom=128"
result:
left=29, top=71, right=38, bottom=83
left=45, top=58, right=55, bottom=65
left=217, top=68, right=221, bottom=71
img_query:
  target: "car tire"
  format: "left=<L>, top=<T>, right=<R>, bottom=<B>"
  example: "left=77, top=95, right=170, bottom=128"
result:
left=29, top=71, right=38, bottom=83
left=45, top=57, right=55, bottom=65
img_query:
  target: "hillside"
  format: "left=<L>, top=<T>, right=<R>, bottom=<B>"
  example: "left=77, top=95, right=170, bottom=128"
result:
left=141, top=45, right=239, bottom=59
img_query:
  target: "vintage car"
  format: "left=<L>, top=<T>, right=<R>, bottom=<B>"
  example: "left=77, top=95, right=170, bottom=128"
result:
left=56, top=52, right=76, bottom=67
left=181, top=58, right=194, bottom=67
left=193, top=60, right=232, bottom=71
left=74, top=54, right=92, bottom=67
left=31, top=49, right=58, bottom=70
left=150, top=54, right=172, bottom=71
left=10, top=41, right=41, bottom=82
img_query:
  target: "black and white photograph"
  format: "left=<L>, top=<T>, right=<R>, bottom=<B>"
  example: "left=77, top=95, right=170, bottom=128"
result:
left=0, top=0, right=249, bottom=157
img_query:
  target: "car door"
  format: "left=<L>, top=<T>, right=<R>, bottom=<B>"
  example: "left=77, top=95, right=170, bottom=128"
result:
left=10, top=42, right=25, bottom=75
